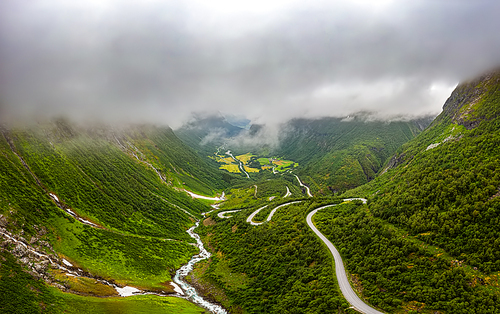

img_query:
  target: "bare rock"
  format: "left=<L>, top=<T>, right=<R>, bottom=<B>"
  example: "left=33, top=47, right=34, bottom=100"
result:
left=34, top=261, right=48, bottom=272
left=12, top=243, right=28, bottom=257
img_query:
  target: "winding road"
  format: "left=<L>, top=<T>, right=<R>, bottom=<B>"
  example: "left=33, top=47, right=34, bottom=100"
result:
left=246, top=201, right=303, bottom=225
left=217, top=198, right=384, bottom=314
left=284, top=186, right=292, bottom=197
left=294, top=174, right=313, bottom=197
left=307, top=201, right=384, bottom=314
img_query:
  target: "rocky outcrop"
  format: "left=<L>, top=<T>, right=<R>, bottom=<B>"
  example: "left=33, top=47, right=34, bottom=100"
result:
left=380, top=152, right=408, bottom=174
left=441, top=68, right=500, bottom=129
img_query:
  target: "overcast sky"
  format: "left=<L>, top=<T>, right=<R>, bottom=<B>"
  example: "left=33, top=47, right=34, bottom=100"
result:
left=1, top=0, right=500, bottom=127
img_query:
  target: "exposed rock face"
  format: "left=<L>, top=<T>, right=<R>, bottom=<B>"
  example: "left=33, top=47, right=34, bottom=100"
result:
left=386, top=153, right=406, bottom=170
left=441, top=68, right=500, bottom=129
left=380, top=152, right=408, bottom=174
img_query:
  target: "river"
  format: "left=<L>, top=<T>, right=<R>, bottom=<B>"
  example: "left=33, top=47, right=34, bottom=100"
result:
left=226, top=150, right=250, bottom=179
left=173, top=221, right=227, bottom=314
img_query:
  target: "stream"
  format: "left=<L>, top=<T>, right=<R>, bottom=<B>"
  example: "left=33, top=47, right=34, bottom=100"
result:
left=226, top=150, right=250, bottom=179
left=173, top=221, right=227, bottom=314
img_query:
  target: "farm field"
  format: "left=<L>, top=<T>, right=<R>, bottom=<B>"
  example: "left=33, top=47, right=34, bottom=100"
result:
left=216, top=152, right=298, bottom=175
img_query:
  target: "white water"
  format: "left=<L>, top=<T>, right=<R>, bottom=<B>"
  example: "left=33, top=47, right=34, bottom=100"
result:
left=48, top=193, right=97, bottom=227
left=49, top=193, right=59, bottom=202
left=173, top=222, right=227, bottom=314
left=62, top=258, right=73, bottom=267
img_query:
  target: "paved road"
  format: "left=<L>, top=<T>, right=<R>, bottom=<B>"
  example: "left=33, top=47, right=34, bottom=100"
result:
left=307, top=202, right=384, bottom=314
left=294, top=174, right=313, bottom=197
left=284, top=186, right=292, bottom=197
left=246, top=201, right=303, bottom=225
left=246, top=205, right=269, bottom=225
left=216, top=196, right=383, bottom=313
left=217, top=209, right=242, bottom=219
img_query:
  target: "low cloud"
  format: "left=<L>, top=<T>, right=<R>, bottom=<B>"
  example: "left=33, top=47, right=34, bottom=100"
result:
left=1, top=0, right=499, bottom=127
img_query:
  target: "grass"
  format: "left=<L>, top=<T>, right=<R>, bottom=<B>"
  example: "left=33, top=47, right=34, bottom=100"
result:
left=257, top=158, right=270, bottom=165
left=51, top=215, right=197, bottom=291
left=54, top=289, right=208, bottom=314
left=212, top=257, right=248, bottom=290
left=52, top=270, right=118, bottom=296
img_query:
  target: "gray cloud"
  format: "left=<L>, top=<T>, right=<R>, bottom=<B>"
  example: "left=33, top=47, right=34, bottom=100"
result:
left=1, top=0, right=500, bottom=127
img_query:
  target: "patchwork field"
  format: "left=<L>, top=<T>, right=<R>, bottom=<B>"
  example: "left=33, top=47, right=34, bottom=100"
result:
left=216, top=152, right=298, bottom=175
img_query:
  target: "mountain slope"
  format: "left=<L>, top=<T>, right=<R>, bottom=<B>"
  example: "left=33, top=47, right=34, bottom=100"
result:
left=277, top=117, right=431, bottom=194
left=332, top=69, right=500, bottom=313
left=0, top=120, right=227, bottom=312
left=368, top=70, right=500, bottom=271
left=175, top=114, right=244, bottom=156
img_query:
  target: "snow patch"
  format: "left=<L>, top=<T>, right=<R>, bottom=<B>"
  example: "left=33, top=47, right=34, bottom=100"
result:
left=115, top=286, right=141, bottom=297
left=80, top=218, right=96, bottom=226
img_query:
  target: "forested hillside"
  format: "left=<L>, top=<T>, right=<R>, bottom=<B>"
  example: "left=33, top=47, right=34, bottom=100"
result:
left=0, top=120, right=224, bottom=313
left=329, top=69, right=500, bottom=313
left=348, top=69, right=500, bottom=273
left=276, top=117, right=430, bottom=194
left=3, top=69, right=500, bottom=314
left=185, top=70, right=500, bottom=314
left=197, top=199, right=353, bottom=314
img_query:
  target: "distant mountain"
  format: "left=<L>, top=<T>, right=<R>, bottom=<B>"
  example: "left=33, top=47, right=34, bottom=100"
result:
left=276, top=116, right=432, bottom=194
left=174, top=113, right=244, bottom=155
left=223, top=114, right=252, bottom=129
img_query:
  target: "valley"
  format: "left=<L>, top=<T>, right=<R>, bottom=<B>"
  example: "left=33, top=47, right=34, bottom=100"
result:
left=1, top=70, right=500, bottom=314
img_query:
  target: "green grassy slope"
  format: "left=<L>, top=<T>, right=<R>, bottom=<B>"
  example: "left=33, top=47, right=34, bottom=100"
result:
left=0, top=249, right=207, bottom=314
left=0, top=120, right=228, bottom=311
